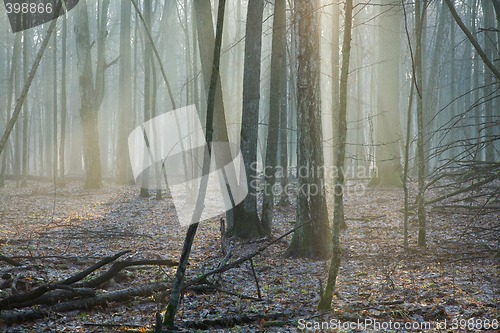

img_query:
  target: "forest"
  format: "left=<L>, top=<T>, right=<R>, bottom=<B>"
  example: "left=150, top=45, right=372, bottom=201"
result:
left=0, top=0, right=499, bottom=332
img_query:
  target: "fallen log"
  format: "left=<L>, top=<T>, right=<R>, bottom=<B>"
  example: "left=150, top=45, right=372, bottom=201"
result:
left=0, top=251, right=130, bottom=310
left=0, top=253, right=176, bottom=311
left=181, top=312, right=289, bottom=330
left=0, top=282, right=170, bottom=324
left=0, top=255, right=22, bottom=267
left=75, top=259, right=177, bottom=289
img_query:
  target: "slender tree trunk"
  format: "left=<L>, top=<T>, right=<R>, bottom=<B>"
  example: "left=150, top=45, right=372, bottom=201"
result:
left=278, top=27, right=290, bottom=208
left=261, top=0, right=286, bottom=234
left=74, top=0, right=102, bottom=189
left=331, top=0, right=340, bottom=170
left=193, top=0, right=235, bottom=230
left=160, top=1, right=227, bottom=330
left=232, top=0, right=266, bottom=239
left=59, top=14, right=67, bottom=185
left=481, top=0, right=496, bottom=162
left=140, top=0, right=153, bottom=198
left=59, top=16, right=68, bottom=186
left=52, top=28, right=58, bottom=185
left=116, top=0, right=133, bottom=185
left=319, top=0, right=353, bottom=310
left=416, top=0, right=427, bottom=247
left=21, top=30, right=30, bottom=187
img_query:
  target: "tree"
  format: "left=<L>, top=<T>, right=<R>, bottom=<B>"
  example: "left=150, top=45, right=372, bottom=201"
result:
left=415, top=0, right=427, bottom=246
left=139, top=0, right=153, bottom=198
left=21, top=30, right=30, bottom=187
left=368, top=0, right=403, bottom=187
left=193, top=0, right=235, bottom=230
left=319, top=0, right=354, bottom=309
left=74, top=0, right=102, bottom=189
left=0, top=6, right=59, bottom=159
left=285, top=0, right=330, bottom=259
left=59, top=13, right=68, bottom=185
left=261, top=0, right=287, bottom=234
left=116, top=0, right=134, bottom=185
left=232, top=0, right=267, bottom=239
left=161, top=1, right=227, bottom=329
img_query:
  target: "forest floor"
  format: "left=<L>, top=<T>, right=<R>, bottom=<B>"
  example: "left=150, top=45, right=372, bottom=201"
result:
left=0, top=179, right=498, bottom=332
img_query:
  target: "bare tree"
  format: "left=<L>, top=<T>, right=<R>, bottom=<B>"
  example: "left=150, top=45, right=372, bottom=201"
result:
left=285, top=0, right=330, bottom=259
left=74, top=0, right=102, bottom=189
left=319, top=0, right=354, bottom=309
left=232, top=0, right=267, bottom=239
left=261, top=0, right=287, bottom=234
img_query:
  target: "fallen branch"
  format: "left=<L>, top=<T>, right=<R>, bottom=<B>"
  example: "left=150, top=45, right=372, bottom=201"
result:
left=0, top=282, right=170, bottom=324
left=59, top=250, right=130, bottom=285
left=11, top=287, right=96, bottom=309
left=186, top=283, right=261, bottom=301
left=0, top=254, right=22, bottom=267
left=181, top=312, right=290, bottom=330
left=186, top=224, right=304, bottom=288
left=0, top=253, right=176, bottom=311
left=75, top=259, right=178, bottom=288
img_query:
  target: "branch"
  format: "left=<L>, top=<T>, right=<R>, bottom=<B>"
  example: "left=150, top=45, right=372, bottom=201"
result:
left=0, top=251, right=130, bottom=310
left=444, top=0, right=500, bottom=81
left=75, top=259, right=177, bottom=288
left=185, top=224, right=305, bottom=288
left=60, top=250, right=130, bottom=285
left=0, top=254, right=22, bottom=267
left=0, top=282, right=170, bottom=324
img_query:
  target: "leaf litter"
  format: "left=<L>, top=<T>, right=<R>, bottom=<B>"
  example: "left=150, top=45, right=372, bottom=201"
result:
left=0, top=179, right=498, bottom=332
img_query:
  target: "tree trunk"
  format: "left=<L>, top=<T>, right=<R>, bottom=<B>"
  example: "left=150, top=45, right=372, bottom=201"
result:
left=74, top=0, right=102, bottom=189
left=52, top=28, right=58, bottom=185
left=21, top=30, right=30, bottom=187
left=59, top=14, right=67, bottom=185
left=161, top=1, right=227, bottom=330
left=285, top=0, right=330, bottom=259
left=368, top=0, right=402, bottom=188
left=232, top=0, right=266, bottom=239
left=193, top=0, right=235, bottom=230
left=116, top=0, right=134, bottom=185
left=140, top=0, right=153, bottom=198
left=319, top=0, right=353, bottom=310
left=415, top=0, right=427, bottom=247
left=261, top=0, right=287, bottom=234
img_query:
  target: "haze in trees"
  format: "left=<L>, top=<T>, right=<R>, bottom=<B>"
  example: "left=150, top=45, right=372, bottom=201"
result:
left=0, top=0, right=498, bottom=331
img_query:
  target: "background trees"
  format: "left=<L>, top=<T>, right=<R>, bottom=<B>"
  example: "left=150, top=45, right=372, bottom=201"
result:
left=0, top=0, right=496, bottom=255
left=0, top=0, right=498, bottom=329
left=0, top=0, right=495, bottom=198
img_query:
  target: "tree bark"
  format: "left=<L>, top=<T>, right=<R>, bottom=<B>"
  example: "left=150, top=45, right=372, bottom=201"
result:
left=319, top=0, right=353, bottom=309
left=415, top=0, right=427, bottom=247
left=232, top=0, right=266, bottom=239
left=116, top=0, right=134, bottom=185
left=161, top=1, right=227, bottom=329
left=368, top=0, right=402, bottom=188
left=74, top=0, right=102, bottom=189
left=261, top=0, right=287, bottom=234
left=285, top=0, right=330, bottom=259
